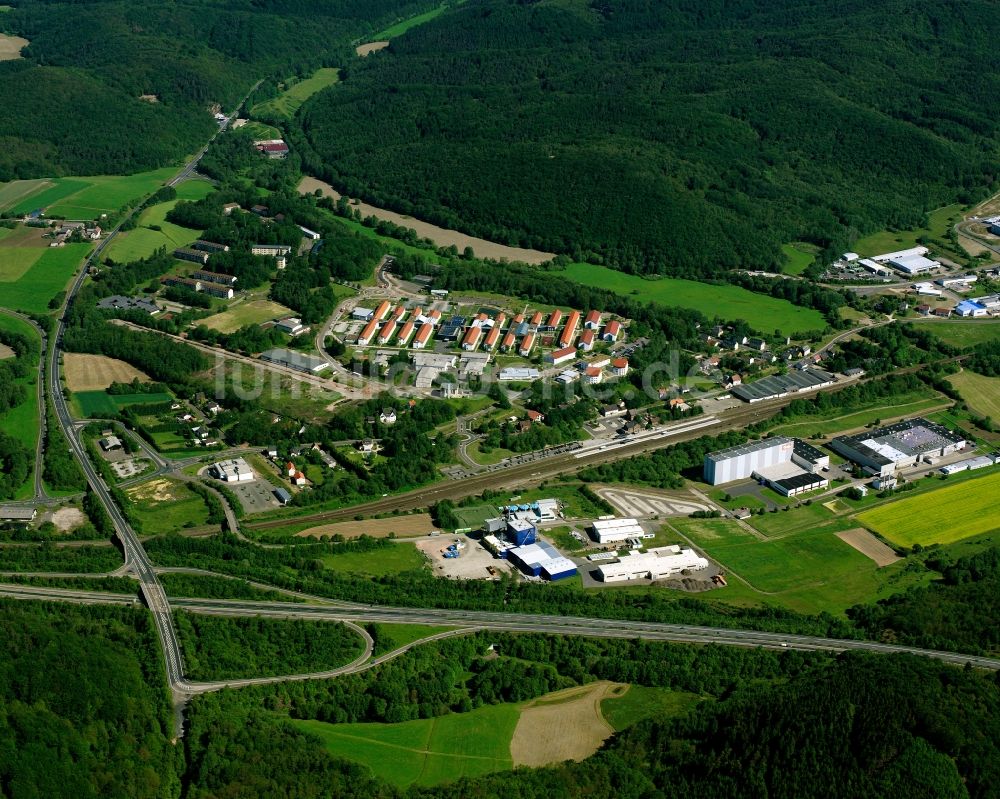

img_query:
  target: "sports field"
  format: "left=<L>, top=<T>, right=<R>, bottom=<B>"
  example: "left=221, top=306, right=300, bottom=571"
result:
left=0, top=168, right=176, bottom=219
left=0, top=242, right=89, bottom=312
left=199, top=299, right=292, bottom=333
left=560, top=262, right=825, bottom=335
left=104, top=179, right=211, bottom=263
left=909, top=319, right=1000, bottom=348
left=295, top=702, right=519, bottom=787
left=252, top=68, right=340, bottom=118
left=858, top=470, right=1000, bottom=547
left=949, top=371, right=1000, bottom=419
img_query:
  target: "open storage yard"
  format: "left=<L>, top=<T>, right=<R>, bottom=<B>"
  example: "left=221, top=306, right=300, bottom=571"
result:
left=858, top=470, right=1000, bottom=547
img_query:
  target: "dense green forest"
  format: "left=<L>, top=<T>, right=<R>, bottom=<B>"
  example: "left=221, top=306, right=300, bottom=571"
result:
left=299, top=0, right=1000, bottom=274
left=0, top=600, right=178, bottom=798
left=0, top=0, right=442, bottom=178
left=174, top=612, right=365, bottom=680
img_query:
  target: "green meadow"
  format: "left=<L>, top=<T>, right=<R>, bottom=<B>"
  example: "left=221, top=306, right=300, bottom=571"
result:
left=105, top=179, right=211, bottom=263
left=252, top=68, right=340, bottom=119
left=851, top=203, right=965, bottom=258
left=0, top=242, right=90, bottom=312
left=560, top=262, right=826, bottom=335
left=72, top=390, right=173, bottom=418
left=2, top=168, right=177, bottom=219
left=370, top=4, right=448, bottom=40
left=294, top=702, right=519, bottom=788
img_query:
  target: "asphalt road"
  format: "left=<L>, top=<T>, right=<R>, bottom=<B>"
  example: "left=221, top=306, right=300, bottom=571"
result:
left=2, top=584, right=997, bottom=676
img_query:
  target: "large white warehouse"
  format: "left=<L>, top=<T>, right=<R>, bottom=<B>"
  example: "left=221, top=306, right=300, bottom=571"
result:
left=703, top=437, right=794, bottom=485
left=596, top=546, right=709, bottom=583
left=590, top=518, right=645, bottom=544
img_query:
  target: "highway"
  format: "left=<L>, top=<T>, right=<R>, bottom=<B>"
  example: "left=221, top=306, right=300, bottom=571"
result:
left=42, top=84, right=266, bottom=721
left=2, top=583, right=998, bottom=680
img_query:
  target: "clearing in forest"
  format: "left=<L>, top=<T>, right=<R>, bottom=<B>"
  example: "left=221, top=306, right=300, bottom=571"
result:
left=510, top=681, right=618, bottom=768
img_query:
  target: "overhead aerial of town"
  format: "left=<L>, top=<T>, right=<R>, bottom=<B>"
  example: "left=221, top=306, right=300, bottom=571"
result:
left=1, top=1, right=1000, bottom=796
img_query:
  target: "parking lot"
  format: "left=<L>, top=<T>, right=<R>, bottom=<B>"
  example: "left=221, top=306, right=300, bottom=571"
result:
left=198, top=466, right=281, bottom=513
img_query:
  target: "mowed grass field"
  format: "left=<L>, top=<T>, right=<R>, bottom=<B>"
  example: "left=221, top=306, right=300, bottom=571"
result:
left=600, top=685, right=703, bottom=732
left=370, top=3, right=447, bottom=40
left=0, top=242, right=90, bottom=312
left=295, top=702, right=519, bottom=788
left=949, top=371, right=1000, bottom=419
left=251, top=67, right=340, bottom=118
left=199, top=299, right=292, bottom=333
left=0, top=225, right=47, bottom=280
left=0, top=168, right=177, bottom=219
left=73, top=390, right=173, bottom=418
left=858, top=470, right=1000, bottom=547
left=771, top=386, right=947, bottom=438
left=321, top=543, right=427, bottom=577
left=670, top=516, right=927, bottom=615
left=781, top=242, right=817, bottom=276
left=0, top=313, right=40, bottom=499
left=909, top=319, right=1000, bottom=348
left=104, top=179, right=211, bottom=263
left=560, top=262, right=825, bottom=335
left=852, top=203, right=965, bottom=257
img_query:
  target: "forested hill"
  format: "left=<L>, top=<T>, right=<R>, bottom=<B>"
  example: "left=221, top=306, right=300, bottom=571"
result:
left=299, top=0, right=1000, bottom=276
left=0, top=0, right=438, bottom=179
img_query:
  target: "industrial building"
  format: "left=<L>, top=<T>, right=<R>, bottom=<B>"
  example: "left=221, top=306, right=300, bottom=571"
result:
left=704, top=437, right=794, bottom=485
left=97, top=295, right=161, bottom=315
left=507, top=542, right=577, bottom=580
left=595, top=546, right=709, bottom=583
left=260, top=348, right=328, bottom=374
left=939, top=455, right=995, bottom=475
left=506, top=518, right=537, bottom=546
left=275, top=318, right=307, bottom=335
left=731, top=369, right=836, bottom=403
left=792, top=439, right=830, bottom=472
left=190, top=240, right=230, bottom=255
left=830, top=418, right=966, bottom=477
left=210, top=458, right=255, bottom=482
left=765, top=471, right=829, bottom=497
left=0, top=506, right=36, bottom=525
left=590, top=518, right=646, bottom=544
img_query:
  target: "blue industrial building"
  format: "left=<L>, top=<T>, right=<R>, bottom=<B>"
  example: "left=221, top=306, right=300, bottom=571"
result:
left=506, top=518, right=537, bottom=546
left=508, top=542, right=577, bottom=580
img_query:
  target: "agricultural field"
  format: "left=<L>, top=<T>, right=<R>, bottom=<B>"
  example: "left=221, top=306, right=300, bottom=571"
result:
left=0, top=31, right=26, bottom=59
left=948, top=371, right=1000, bottom=419
left=199, top=299, right=293, bottom=333
left=0, top=225, right=46, bottom=281
left=63, top=353, right=152, bottom=391
left=72, top=390, right=172, bottom=418
left=560, top=262, right=825, bottom=335
left=858, top=470, right=1000, bottom=547
left=104, top=179, right=211, bottom=263
left=0, top=168, right=177, bottom=219
left=251, top=68, right=340, bottom=119
left=509, top=682, right=617, bottom=768
left=0, top=241, right=89, bottom=312
left=910, top=319, right=1000, bottom=348
left=125, top=478, right=213, bottom=535
left=781, top=242, right=817, bottom=276
left=295, top=702, right=519, bottom=788
left=600, top=684, right=703, bottom=732
left=670, top=515, right=928, bottom=615
left=851, top=203, right=966, bottom=258
left=321, top=542, right=428, bottom=577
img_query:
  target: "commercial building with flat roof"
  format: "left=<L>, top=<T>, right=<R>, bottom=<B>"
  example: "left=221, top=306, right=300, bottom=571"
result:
left=830, top=417, right=966, bottom=477
left=792, top=439, right=830, bottom=473
left=260, top=348, right=328, bottom=374
left=703, top=437, right=794, bottom=485
left=596, top=546, right=709, bottom=583
left=210, top=458, right=255, bottom=482
left=731, top=369, right=835, bottom=403
left=590, top=518, right=645, bottom=544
